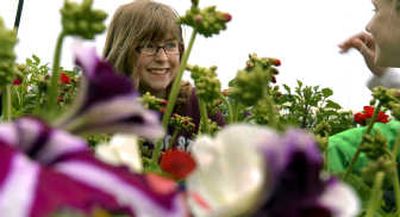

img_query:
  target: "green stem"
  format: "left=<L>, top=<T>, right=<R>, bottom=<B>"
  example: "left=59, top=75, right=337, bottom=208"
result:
left=46, top=32, right=65, bottom=117
left=232, top=101, right=239, bottom=122
left=162, top=29, right=197, bottom=129
left=391, top=131, right=400, bottom=213
left=265, top=94, right=279, bottom=130
left=153, top=30, right=197, bottom=162
left=221, top=95, right=233, bottom=124
left=323, top=135, right=330, bottom=172
left=344, top=103, right=382, bottom=180
left=168, top=129, right=180, bottom=149
left=198, top=99, right=208, bottom=134
left=366, top=171, right=385, bottom=217
left=152, top=140, right=164, bottom=163
left=2, top=85, right=12, bottom=121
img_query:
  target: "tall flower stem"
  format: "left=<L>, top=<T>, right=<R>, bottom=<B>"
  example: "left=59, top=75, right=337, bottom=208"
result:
left=366, top=171, right=385, bottom=217
left=153, top=30, right=197, bottom=162
left=2, top=85, right=11, bottom=121
left=232, top=101, right=239, bottom=122
left=391, top=132, right=400, bottom=214
left=198, top=99, right=208, bottom=134
left=46, top=33, right=65, bottom=117
left=265, top=95, right=279, bottom=130
left=161, top=30, right=197, bottom=129
left=344, top=103, right=382, bottom=180
left=221, top=95, right=233, bottom=124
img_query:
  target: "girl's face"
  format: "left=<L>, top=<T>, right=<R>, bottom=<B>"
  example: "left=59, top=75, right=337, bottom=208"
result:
left=134, top=38, right=180, bottom=96
left=367, top=0, right=400, bottom=67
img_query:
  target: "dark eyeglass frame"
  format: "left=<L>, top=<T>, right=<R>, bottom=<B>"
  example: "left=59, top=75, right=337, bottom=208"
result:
left=135, top=41, right=180, bottom=56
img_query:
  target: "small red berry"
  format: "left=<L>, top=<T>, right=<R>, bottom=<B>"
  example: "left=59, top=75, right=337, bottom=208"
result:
left=272, top=58, right=281, bottom=66
left=221, top=13, right=232, bottom=22
left=12, top=78, right=22, bottom=86
left=59, top=72, right=71, bottom=84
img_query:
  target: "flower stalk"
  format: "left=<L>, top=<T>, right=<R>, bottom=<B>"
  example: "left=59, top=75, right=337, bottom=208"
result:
left=221, top=95, right=233, bottom=124
left=391, top=132, right=400, bottom=213
left=344, top=102, right=382, bottom=180
left=2, top=85, right=11, bottom=121
left=366, top=171, right=385, bottom=217
left=161, top=30, right=197, bottom=129
left=198, top=99, right=208, bottom=134
left=152, top=30, right=197, bottom=163
left=46, top=33, right=65, bottom=116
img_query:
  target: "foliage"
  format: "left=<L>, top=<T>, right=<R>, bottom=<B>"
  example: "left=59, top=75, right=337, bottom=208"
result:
left=3, top=0, right=400, bottom=216
left=11, top=55, right=80, bottom=118
left=275, top=80, right=356, bottom=136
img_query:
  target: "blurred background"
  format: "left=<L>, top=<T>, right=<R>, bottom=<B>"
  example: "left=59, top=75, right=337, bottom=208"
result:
left=0, top=0, right=381, bottom=111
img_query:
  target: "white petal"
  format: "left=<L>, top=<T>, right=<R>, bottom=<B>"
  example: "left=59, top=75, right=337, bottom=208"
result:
left=187, top=124, right=276, bottom=217
left=95, top=134, right=142, bottom=172
left=319, top=181, right=360, bottom=217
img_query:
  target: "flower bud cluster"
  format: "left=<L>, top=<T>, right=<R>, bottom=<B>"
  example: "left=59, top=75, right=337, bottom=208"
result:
left=360, top=130, right=388, bottom=160
left=179, top=6, right=231, bottom=37
left=362, top=156, right=394, bottom=186
left=0, top=18, right=17, bottom=86
left=140, top=92, right=168, bottom=113
left=372, top=87, right=400, bottom=120
left=170, top=113, right=195, bottom=134
left=61, top=0, right=107, bottom=39
left=187, top=64, right=221, bottom=105
left=229, top=53, right=281, bottom=106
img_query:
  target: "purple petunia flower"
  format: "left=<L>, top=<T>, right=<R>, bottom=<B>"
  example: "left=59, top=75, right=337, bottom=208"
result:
left=0, top=117, right=187, bottom=217
left=253, top=129, right=359, bottom=217
left=55, top=46, right=163, bottom=141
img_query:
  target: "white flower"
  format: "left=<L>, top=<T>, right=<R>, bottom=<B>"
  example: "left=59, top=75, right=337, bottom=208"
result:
left=187, top=124, right=278, bottom=217
left=95, top=134, right=142, bottom=172
left=320, top=180, right=360, bottom=217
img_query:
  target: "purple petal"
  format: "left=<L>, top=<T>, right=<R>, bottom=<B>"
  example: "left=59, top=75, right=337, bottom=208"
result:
left=0, top=144, right=40, bottom=217
left=73, top=46, right=99, bottom=78
left=30, top=167, right=130, bottom=217
left=65, top=95, right=164, bottom=140
left=0, top=119, right=185, bottom=216
left=81, top=60, right=134, bottom=111
left=253, top=129, right=331, bottom=217
left=54, top=151, right=187, bottom=216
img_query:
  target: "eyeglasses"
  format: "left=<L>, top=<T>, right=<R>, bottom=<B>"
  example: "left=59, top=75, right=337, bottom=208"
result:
left=136, top=41, right=180, bottom=56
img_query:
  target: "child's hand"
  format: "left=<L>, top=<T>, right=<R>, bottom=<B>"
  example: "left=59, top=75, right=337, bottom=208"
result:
left=339, top=32, right=387, bottom=77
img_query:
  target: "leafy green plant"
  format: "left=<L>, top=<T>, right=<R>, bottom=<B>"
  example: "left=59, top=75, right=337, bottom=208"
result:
left=275, top=80, right=356, bottom=136
left=11, top=55, right=80, bottom=118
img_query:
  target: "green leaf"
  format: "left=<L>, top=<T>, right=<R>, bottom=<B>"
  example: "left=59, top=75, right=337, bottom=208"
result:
left=326, top=100, right=342, bottom=109
left=322, top=88, right=333, bottom=97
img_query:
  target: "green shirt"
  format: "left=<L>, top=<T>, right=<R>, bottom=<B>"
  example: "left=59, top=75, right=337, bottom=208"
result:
left=327, top=120, right=400, bottom=174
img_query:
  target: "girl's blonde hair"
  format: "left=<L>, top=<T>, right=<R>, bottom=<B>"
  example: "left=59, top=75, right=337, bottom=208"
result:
left=103, top=0, right=184, bottom=82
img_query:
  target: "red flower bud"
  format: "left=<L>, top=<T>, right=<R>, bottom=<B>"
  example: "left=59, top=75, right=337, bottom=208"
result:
left=354, top=112, right=366, bottom=125
left=363, top=106, right=374, bottom=118
left=160, top=99, right=168, bottom=105
left=12, top=78, right=22, bottom=86
left=272, top=58, right=281, bottom=66
left=377, top=111, right=389, bottom=123
left=271, top=76, right=277, bottom=83
left=159, top=107, right=166, bottom=113
left=60, top=72, right=71, bottom=84
left=221, top=13, right=232, bottom=22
